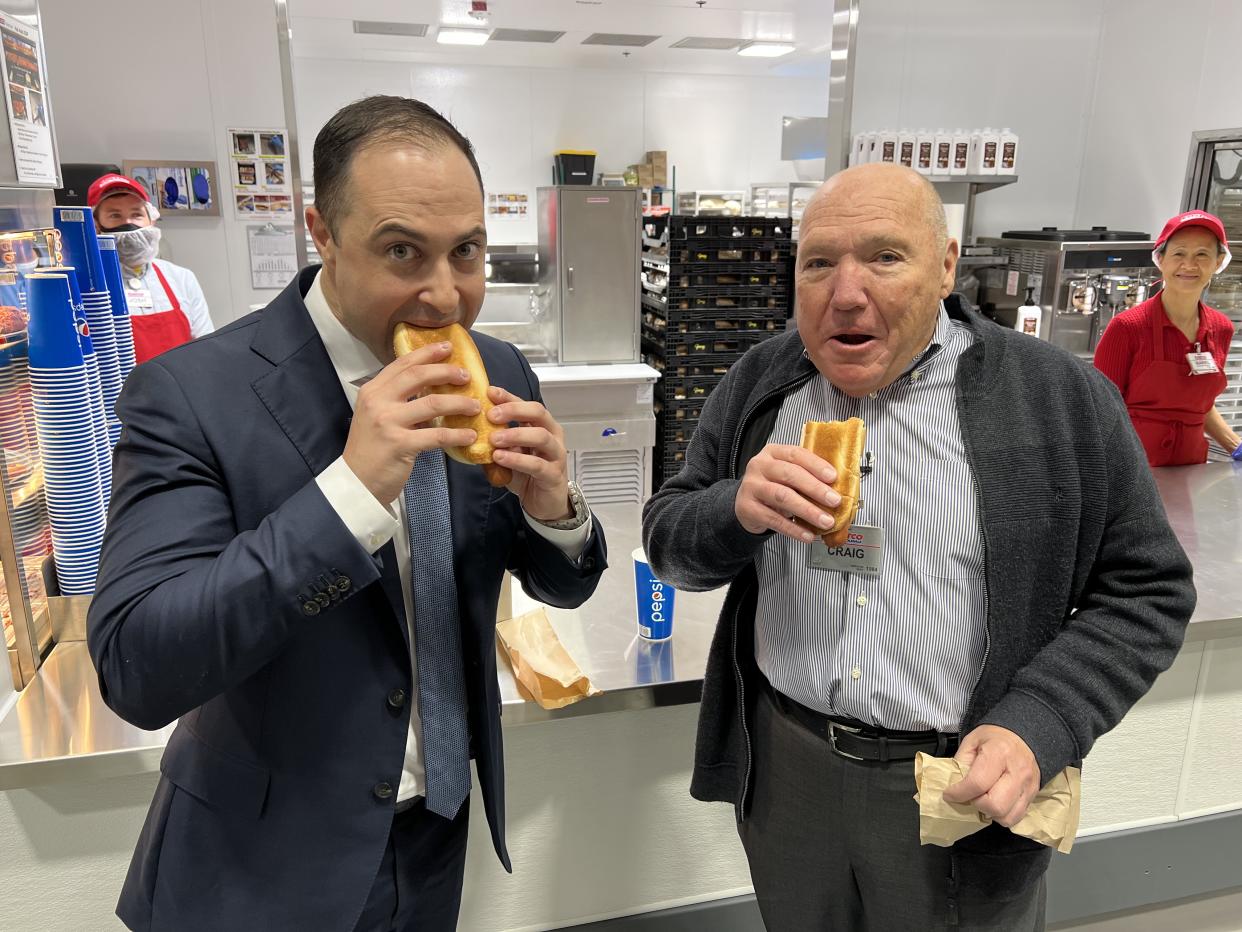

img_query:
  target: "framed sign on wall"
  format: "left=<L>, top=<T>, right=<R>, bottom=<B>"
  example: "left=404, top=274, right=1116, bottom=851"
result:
left=121, top=159, right=220, bottom=217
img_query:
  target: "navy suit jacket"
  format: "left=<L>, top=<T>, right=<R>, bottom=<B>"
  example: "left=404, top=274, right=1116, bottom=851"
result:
left=87, top=267, right=607, bottom=932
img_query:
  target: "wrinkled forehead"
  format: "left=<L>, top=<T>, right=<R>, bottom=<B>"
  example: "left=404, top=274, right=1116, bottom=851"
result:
left=1164, top=227, right=1221, bottom=253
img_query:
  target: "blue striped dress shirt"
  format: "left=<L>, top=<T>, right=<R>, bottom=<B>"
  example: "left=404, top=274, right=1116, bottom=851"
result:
left=754, top=306, right=986, bottom=732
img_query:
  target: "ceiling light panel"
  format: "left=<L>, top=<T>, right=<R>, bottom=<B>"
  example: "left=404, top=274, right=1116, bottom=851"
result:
left=581, top=33, right=659, bottom=47
left=352, top=21, right=429, bottom=37
left=437, top=27, right=491, bottom=46
left=671, top=37, right=742, bottom=51
left=490, top=28, right=566, bottom=43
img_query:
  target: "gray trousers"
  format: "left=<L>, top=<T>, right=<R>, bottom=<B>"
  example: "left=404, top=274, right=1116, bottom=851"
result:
left=738, top=687, right=1047, bottom=932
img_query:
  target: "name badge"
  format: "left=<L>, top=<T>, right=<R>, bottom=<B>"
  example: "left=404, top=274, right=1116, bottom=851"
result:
left=125, top=285, right=154, bottom=310
left=1187, top=351, right=1219, bottom=375
left=808, top=524, right=884, bottom=575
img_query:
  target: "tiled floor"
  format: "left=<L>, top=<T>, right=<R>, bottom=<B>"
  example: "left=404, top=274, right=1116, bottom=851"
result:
left=1050, top=887, right=1242, bottom=932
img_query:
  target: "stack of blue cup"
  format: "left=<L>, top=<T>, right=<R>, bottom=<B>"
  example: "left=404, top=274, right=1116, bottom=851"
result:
left=0, top=331, right=52, bottom=561
left=54, top=208, right=122, bottom=441
left=40, top=264, right=110, bottom=500
left=25, top=272, right=105, bottom=596
left=97, top=236, right=136, bottom=393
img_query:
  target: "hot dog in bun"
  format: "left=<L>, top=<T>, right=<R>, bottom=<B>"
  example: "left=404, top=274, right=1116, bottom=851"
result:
left=393, top=321, right=513, bottom=488
left=800, top=418, right=866, bottom=547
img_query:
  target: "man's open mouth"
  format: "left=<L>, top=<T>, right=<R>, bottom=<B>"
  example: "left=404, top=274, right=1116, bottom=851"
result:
left=831, top=332, right=876, bottom=346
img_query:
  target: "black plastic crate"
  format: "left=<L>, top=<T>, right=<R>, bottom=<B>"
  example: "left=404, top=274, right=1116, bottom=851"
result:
left=663, top=421, right=702, bottom=445
left=666, top=360, right=733, bottom=379
left=660, top=374, right=722, bottom=401
left=669, top=216, right=792, bottom=240
left=665, top=330, right=776, bottom=357
left=665, top=311, right=786, bottom=333
left=673, top=266, right=786, bottom=288
left=671, top=242, right=792, bottom=264
left=666, top=281, right=789, bottom=301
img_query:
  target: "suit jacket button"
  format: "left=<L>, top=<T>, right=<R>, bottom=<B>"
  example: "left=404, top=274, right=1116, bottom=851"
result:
left=301, top=600, right=320, bottom=617
left=583, top=557, right=596, bottom=571
left=373, top=782, right=394, bottom=800
left=314, top=591, right=331, bottom=608
left=335, top=575, right=352, bottom=592
left=387, top=688, right=407, bottom=710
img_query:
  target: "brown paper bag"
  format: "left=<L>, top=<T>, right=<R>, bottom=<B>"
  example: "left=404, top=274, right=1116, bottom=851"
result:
left=913, top=753, right=1081, bottom=854
left=496, top=608, right=601, bottom=710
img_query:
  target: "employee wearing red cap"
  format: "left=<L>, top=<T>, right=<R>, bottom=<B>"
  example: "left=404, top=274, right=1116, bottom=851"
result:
left=1094, top=210, right=1240, bottom=465
left=87, top=173, right=214, bottom=362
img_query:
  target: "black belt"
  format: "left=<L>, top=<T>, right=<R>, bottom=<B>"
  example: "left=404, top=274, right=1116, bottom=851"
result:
left=766, top=682, right=958, bottom=762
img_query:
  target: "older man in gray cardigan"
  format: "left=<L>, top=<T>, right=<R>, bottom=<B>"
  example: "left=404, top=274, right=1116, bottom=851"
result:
left=643, top=164, right=1195, bottom=931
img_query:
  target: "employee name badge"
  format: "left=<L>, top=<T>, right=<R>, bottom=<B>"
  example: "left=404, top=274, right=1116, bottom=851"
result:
left=1186, top=351, right=1219, bottom=375
left=125, top=281, right=154, bottom=310
left=808, top=524, right=884, bottom=575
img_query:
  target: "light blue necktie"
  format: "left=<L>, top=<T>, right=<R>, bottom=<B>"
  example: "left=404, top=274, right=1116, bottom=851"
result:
left=403, top=450, right=471, bottom=819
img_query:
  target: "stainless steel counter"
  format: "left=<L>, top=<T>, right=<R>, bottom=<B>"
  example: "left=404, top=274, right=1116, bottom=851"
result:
left=2, top=467, right=1239, bottom=789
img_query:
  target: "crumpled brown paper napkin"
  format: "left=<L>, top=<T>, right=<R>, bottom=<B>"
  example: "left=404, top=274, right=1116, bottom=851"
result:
left=913, top=752, right=1081, bottom=854
left=496, top=608, right=602, bottom=710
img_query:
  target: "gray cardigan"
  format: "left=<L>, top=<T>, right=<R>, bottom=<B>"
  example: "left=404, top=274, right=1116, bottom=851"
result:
left=643, top=296, right=1195, bottom=825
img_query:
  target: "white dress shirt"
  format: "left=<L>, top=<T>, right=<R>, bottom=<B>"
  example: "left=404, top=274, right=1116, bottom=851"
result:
left=304, top=269, right=590, bottom=801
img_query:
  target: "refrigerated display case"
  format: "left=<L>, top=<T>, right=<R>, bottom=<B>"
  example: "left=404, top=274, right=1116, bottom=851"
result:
left=748, top=183, right=790, bottom=218
left=675, top=191, right=746, bottom=217
left=1183, top=130, right=1242, bottom=459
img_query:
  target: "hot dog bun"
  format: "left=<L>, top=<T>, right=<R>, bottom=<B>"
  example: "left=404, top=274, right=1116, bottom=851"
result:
left=800, top=418, right=866, bottom=547
left=392, top=322, right=513, bottom=488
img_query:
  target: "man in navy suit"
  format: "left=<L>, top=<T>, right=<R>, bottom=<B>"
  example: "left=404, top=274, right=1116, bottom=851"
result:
left=88, top=96, right=607, bottom=932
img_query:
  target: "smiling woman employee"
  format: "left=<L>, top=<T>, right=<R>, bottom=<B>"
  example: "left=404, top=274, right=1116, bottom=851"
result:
left=87, top=173, right=214, bottom=362
left=1094, top=210, right=1241, bottom=465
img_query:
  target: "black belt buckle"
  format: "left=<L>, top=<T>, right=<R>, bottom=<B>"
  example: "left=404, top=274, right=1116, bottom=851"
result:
left=827, top=720, right=866, bottom=761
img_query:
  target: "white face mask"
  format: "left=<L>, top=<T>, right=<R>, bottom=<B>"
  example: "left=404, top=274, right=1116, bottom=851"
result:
left=112, top=225, right=161, bottom=268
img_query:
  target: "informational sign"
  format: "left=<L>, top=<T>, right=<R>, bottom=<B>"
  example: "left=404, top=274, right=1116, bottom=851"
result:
left=487, top=192, right=528, bottom=220
left=247, top=224, right=297, bottom=289
left=0, top=10, right=57, bottom=185
left=228, top=127, right=293, bottom=219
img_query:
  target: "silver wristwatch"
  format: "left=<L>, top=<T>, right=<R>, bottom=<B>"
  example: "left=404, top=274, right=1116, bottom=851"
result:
left=538, top=481, right=590, bottom=531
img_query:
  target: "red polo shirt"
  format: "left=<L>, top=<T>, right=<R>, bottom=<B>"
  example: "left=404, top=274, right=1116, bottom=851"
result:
left=1093, top=294, right=1234, bottom=400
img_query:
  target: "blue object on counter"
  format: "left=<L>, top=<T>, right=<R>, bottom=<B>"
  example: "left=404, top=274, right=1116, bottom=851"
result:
left=25, top=273, right=83, bottom=368
left=602, top=427, right=618, bottom=437
left=1232, top=443, right=1242, bottom=461
left=632, top=546, right=675, bottom=641
left=52, top=207, right=106, bottom=293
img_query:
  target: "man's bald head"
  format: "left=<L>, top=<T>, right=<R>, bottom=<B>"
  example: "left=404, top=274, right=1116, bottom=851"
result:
left=805, top=163, right=949, bottom=254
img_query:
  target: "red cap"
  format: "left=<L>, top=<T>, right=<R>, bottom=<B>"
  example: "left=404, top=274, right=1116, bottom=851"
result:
left=1154, top=210, right=1228, bottom=251
left=86, top=173, right=151, bottom=210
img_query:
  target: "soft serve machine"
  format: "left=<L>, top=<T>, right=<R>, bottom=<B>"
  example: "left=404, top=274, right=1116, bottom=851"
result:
left=976, top=228, right=1155, bottom=359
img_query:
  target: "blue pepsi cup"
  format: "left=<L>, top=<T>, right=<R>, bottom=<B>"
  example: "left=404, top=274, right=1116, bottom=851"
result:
left=25, top=274, right=84, bottom=369
left=53, top=206, right=106, bottom=293
left=632, top=546, right=675, bottom=641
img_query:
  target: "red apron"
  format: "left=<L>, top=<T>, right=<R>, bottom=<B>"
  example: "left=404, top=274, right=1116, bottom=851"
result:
left=131, top=264, right=193, bottom=363
left=1125, top=300, right=1227, bottom=467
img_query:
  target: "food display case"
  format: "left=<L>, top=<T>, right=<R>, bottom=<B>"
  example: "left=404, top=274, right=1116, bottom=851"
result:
left=675, top=190, right=746, bottom=217
left=1182, top=130, right=1242, bottom=458
left=0, top=325, right=52, bottom=688
left=748, top=183, right=791, bottom=218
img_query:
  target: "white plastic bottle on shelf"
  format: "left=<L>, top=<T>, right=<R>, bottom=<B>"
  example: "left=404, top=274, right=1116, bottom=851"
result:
left=998, top=127, right=1019, bottom=175
left=865, top=131, right=879, bottom=163
left=978, top=127, right=1000, bottom=174
left=915, top=128, right=935, bottom=174
left=878, top=130, right=898, bottom=163
left=850, top=133, right=865, bottom=166
left=951, top=128, right=970, bottom=175
left=1015, top=287, right=1042, bottom=338
left=934, top=128, right=953, bottom=176
left=898, top=129, right=917, bottom=168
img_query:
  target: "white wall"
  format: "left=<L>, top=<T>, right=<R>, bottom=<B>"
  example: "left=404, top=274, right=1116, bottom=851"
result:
left=1074, top=0, right=1242, bottom=237
left=291, top=57, right=828, bottom=245
left=41, top=0, right=286, bottom=326
left=852, top=0, right=1107, bottom=238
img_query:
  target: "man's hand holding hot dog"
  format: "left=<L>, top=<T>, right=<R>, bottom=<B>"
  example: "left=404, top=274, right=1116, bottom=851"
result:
left=485, top=385, right=574, bottom=523
left=734, top=444, right=841, bottom=543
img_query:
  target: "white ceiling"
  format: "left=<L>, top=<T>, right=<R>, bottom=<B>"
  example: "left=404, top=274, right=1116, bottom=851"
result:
left=288, top=0, right=833, bottom=78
